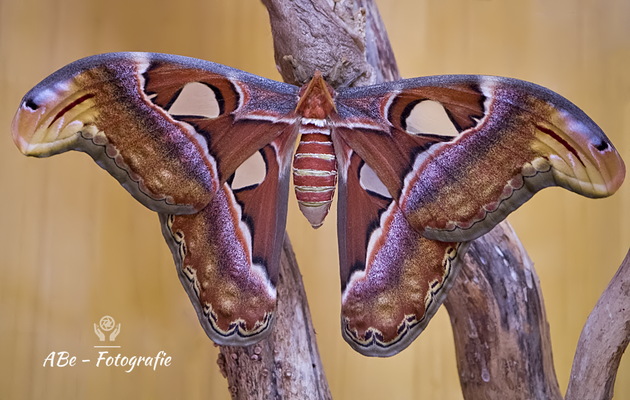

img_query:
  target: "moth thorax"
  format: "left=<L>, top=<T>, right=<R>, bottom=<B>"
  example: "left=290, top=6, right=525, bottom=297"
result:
left=292, top=120, right=337, bottom=228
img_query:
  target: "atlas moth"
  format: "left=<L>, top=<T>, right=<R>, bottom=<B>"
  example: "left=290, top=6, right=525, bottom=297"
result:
left=12, top=52, right=625, bottom=357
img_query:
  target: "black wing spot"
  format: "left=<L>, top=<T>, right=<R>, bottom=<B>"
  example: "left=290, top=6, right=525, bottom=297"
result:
left=399, top=99, right=423, bottom=131
left=24, top=99, right=39, bottom=110
left=595, top=141, right=609, bottom=151
left=208, top=83, right=225, bottom=116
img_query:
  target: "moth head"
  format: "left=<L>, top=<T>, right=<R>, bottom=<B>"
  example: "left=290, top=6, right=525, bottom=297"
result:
left=295, top=71, right=337, bottom=119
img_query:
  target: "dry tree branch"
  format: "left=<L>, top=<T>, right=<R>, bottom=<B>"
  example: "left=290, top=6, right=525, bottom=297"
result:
left=565, top=249, right=630, bottom=400
left=444, top=222, right=563, bottom=400
left=218, top=235, right=331, bottom=400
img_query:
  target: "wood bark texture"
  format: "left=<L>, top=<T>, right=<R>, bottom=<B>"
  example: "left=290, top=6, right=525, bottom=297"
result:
left=355, top=0, right=400, bottom=83
left=261, top=0, right=376, bottom=87
left=219, top=235, right=332, bottom=400
left=444, top=222, right=563, bottom=400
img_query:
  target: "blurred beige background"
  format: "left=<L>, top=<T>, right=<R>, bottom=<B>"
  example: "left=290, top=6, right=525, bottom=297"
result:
left=1, top=0, right=628, bottom=399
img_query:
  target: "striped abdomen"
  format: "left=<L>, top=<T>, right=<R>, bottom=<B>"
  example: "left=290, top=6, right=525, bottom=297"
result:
left=293, top=118, right=337, bottom=228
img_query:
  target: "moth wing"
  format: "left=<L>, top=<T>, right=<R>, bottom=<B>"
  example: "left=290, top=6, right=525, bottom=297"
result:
left=333, top=134, right=468, bottom=357
left=12, top=52, right=299, bottom=214
left=160, top=130, right=297, bottom=345
left=12, top=52, right=300, bottom=345
left=334, top=75, right=625, bottom=242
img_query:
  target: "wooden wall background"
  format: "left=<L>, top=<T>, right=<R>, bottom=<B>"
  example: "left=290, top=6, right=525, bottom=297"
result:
left=1, top=0, right=628, bottom=398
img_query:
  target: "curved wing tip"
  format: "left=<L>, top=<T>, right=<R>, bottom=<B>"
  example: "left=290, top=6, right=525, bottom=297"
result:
left=11, top=104, right=37, bottom=155
left=608, top=154, right=626, bottom=194
left=11, top=106, right=26, bottom=153
left=589, top=149, right=626, bottom=197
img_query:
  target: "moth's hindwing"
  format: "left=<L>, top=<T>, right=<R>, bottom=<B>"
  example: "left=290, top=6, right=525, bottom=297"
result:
left=334, top=138, right=469, bottom=357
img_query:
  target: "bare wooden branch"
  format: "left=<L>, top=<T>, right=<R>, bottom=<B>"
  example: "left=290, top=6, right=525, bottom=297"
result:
left=444, top=222, right=563, bottom=400
left=260, top=0, right=374, bottom=87
left=355, top=0, right=400, bottom=83
left=565, top=248, right=630, bottom=400
left=219, top=235, right=332, bottom=400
